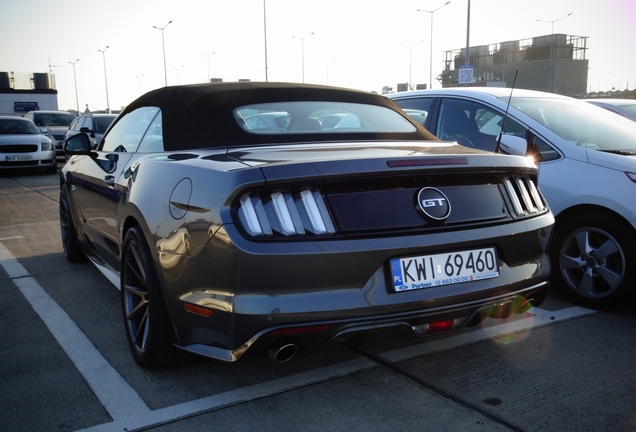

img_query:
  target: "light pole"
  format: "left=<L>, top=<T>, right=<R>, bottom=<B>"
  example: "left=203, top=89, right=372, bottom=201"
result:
left=417, top=1, right=451, bottom=90
left=263, top=0, right=268, bottom=82
left=153, top=20, right=172, bottom=86
left=325, top=55, right=336, bottom=85
left=68, top=59, right=80, bottom=114
left=136, top=75, right=144, bottom=95
left=400, top=41, right=423, bottom=90
left=97, top=46, right=110, bottom=113
left=537, top=12, right=573, bottom=34
left=537, top=12, right=572, bottom=93
left=292, top=32, right=314, bottom=83
left=466, top=0, right=470, bottom=66
left=173, top=65, right=184, bottom=85
left=201, top=53, right=214, bottom=83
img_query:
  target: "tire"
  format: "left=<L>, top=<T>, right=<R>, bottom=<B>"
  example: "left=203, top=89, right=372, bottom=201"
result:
left=59, top=187, right=87, bottom=262
left=121, top=226, right=191, bottom=367
left=550, top=212, right=636, bottom=309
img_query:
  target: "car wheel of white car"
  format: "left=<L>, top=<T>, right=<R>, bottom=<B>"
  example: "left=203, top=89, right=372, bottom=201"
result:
left=121, top=226, right=191, bottom=367
left=551, top=213, right=636, bottom=309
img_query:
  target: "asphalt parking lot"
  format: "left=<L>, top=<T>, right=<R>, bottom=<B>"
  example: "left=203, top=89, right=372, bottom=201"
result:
left=1, top=168, right=636, bottom=432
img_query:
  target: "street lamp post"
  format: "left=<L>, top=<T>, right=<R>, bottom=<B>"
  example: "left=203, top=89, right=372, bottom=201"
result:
left=537, top=12, right=573, bottom=34
left=97, top=46, right=110, bottom=113
left=417, top=1, right=451, bottom=90
left=136, top=75, right=144, bottom=95
left=68, top=59, right=80, bottom=114
left=292, top=32, right=314, bottom=83
left=537, top=13, right=573, bottom=93
left=153, top=20, right=172, bottom=86
left=263, top=0, right=268, bottom=82
left=173, top=65, right=184, bottom=85
left=400, top=41, right=423, bottom=90
left=326, top=55, right=336, bottom=85
left=201, top=53, right=214, bottom=83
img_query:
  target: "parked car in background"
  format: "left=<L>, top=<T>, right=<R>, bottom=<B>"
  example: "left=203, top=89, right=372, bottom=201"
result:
left=585, top=99, right=636, bottom=123
left=389, top=88, right=636, bottom=309
left=0, top=116, right=56, bottom=173
left=64, top=113, right=117, bottom=152
left=60, top=82, right=553, bottom=368
left=24, top=110, right=76, bottom=161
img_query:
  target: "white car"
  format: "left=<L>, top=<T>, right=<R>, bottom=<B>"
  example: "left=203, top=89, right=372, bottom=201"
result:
left=24, top=110, right=76, bottom=160
left=0, top=116, right=56, bottom=173
left=585, top=99, right=636, bottom=123
left=388, top=87, right=636, bottom=309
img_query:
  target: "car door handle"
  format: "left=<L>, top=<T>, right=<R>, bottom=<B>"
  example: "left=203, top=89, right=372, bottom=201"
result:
left=104, top=175, right=115, bottom=184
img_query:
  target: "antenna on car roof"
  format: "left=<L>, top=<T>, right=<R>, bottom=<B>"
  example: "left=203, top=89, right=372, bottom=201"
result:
left=495, top=70, right=518, bottom=154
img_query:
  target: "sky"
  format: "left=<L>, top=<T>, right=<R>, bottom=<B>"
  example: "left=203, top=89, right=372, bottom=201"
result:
left=1, top=0, right=635, bottom=112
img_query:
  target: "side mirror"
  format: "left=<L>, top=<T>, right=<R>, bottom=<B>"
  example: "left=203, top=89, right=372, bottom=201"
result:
left=79, top=126, right=95, bottom=138
left=498, top=134, right=527, bottom=156
left=64, top=133, right=92, bottom=160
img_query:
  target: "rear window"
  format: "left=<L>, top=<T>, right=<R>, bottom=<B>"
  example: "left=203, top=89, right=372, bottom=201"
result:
left=235, top=101, right=416, bottom=134
left=33, top=112, right=75, bottom=127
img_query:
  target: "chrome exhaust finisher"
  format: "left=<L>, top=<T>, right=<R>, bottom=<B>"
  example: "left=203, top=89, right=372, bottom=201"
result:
left=266, top=340, right=299, bottom=362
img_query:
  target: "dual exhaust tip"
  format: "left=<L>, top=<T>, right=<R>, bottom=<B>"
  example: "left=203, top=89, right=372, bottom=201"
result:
left=266, top=340, right=299, bottom=362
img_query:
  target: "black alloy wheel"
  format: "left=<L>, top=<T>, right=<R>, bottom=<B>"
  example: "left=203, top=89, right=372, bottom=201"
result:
left=121, top=226, right=190, bottom=367
left=551, top=212, right=636, bottom=309
left=59, top=186, right=86, bottom=262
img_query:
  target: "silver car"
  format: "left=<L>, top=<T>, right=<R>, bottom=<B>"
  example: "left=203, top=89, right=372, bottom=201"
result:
left=61, top=82, right=553, bottom=367
left=585, top=99, right=636, bottom=123
left=0, top=116, right=56, bottom=173
left=24, top=110, right=76, bottom=160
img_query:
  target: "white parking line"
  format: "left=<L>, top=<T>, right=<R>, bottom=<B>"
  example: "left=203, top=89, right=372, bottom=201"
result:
left=0, top=240, right=598, bottom=431
left=80, top=357, right=378, bottom=432
left=0, top=242, right=150, bottom=424
left=0, top=236, right=25, bottom=241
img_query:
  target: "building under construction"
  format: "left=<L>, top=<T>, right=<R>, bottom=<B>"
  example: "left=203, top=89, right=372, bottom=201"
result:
left=440, top=33, right=589, bottom=97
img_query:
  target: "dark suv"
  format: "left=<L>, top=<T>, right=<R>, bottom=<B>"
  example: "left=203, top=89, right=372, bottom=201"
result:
left=64, top=113, right=117, bottom=154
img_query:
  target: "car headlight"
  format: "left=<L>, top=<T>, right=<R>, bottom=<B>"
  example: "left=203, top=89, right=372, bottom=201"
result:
left=237, top=188, right=335, bottom=237
left=41, top=140, right=53, bottom=151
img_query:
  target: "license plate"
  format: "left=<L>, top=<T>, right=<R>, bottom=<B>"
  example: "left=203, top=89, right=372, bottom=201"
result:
left=390, top=247, right=499, bottom=292
left=6, top=155, right=33, bottom=162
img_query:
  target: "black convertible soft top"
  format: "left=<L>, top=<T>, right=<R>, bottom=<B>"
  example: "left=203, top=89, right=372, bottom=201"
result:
left=120, top=82, right=437, bottom=152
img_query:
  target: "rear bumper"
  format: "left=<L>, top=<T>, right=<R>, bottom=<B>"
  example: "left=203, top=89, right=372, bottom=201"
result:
left=177, top=280, right=549, bottom=362
left=162, top=212, right=553, bottom=362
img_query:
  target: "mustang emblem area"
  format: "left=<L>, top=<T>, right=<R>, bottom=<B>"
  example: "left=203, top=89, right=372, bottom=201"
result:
left=417, top=187, right=451, bottom=220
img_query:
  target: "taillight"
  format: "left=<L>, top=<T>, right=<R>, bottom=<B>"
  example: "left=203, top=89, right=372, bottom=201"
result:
left=237, top=188, right=336, bottom=237
left=503, top=176, right=546, bottom=216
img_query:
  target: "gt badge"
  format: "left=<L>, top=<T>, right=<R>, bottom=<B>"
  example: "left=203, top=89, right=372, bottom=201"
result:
left=417, top=187, right=451, bottom=220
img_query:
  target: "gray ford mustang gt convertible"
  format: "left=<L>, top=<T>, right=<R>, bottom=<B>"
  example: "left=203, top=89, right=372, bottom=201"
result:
left=60, top=82, right=554, bottom=367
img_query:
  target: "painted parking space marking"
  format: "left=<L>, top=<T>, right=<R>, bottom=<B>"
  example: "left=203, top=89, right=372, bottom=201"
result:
left=0, top=242, right=150, bottom=427
left=0, top=240, right=598, bottom=431
left=79, top=357, right=378, bottom=432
